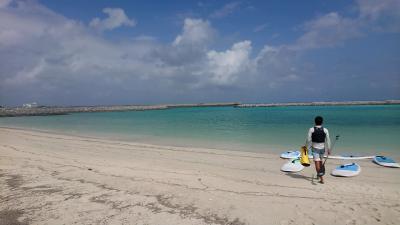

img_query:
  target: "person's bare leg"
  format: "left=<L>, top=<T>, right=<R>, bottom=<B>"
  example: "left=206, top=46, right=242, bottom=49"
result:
left=318, top=161, right=324, bottom=183
left=315, top=161, right=324, bottom=183
left=314, top=161, right=320, bottom=176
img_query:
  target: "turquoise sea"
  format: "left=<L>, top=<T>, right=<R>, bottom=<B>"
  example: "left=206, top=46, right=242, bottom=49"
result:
left=1, top=105, right=399, bottom=156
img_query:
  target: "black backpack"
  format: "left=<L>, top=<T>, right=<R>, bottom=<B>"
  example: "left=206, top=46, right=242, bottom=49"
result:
left=311, top=127, right=326, bottom=143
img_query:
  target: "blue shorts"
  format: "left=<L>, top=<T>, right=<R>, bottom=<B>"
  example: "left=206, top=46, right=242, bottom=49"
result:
left=312, top=148, right=325, bottom=161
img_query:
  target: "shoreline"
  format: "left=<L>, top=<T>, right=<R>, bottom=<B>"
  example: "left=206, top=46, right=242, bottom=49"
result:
left=0, top=125, right=277, bottom=155
left=1, top=100, right=399, bottom=117
left=1, top=127, right=399, bottom=224
left=1, top=122, right=399, bottom=158
left=0, top=127, right=273, bottom=159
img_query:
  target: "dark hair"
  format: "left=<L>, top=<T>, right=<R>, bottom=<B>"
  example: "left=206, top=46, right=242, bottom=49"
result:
left=315, top=116, right=323, bottom=125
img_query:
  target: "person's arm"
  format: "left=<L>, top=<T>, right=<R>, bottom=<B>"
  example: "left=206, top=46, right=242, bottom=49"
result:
left=306, top=128, right=312, bottom=149
left=325, top=129, right=331, bottom=155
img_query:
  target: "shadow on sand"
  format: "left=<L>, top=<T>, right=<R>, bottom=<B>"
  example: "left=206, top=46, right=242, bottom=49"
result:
left=285, top=172, right=317, bottom=185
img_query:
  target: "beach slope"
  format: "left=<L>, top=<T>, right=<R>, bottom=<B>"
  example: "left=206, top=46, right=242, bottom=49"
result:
left=0, top=128, right=399, bottom=225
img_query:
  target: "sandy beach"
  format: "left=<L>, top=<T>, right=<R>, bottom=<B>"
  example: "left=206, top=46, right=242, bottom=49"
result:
left=0, top=127, right=399, bottom=225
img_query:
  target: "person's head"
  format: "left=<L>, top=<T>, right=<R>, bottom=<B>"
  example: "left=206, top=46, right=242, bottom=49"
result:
left=314, top=116, right=323, bottom=126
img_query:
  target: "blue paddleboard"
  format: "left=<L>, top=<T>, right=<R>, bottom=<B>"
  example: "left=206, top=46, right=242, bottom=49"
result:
left=373, top=156, right=400, bottom=168
left=280, top=150, right=300, bottom=159
left=331, top=163, right=361, bottom=177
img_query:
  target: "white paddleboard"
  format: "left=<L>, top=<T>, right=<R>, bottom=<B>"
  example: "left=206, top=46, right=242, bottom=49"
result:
left=331, top=163, right=361, bottom=177
left=281, top=158, right=304, bottom=172
left=280, top=150, right=301, bottom=159
left=373, top=156, right=400, bottom=168
left=328, top=155, right=374, bottom=160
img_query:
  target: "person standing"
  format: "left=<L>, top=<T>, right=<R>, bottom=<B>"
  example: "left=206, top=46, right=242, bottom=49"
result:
left=306, top=116, right=331, bottom=184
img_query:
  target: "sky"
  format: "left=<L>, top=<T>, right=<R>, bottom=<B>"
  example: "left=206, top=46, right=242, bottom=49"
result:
left=0, top=0, right=399, bottom=106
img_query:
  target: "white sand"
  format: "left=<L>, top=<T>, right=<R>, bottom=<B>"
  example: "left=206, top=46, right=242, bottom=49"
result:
left=0, top=127, right=399, bottom=225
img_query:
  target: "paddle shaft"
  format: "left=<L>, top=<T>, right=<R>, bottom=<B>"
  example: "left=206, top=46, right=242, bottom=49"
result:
left=322, top=135, right=340, bottom=167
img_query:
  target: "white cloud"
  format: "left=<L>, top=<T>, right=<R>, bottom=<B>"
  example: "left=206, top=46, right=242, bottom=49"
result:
left=0, top=1, right=230, bottom=105
left=291, top=0, right=400, bottom=50
left=173, top=18, right=214, bottom=47
left=0, top=2, right=157, bottom=105
left=133, top=35, right=157, bottom=41
left=0, top=0, right=399, bottom=105
left=0, top=0, right=11, bottom=8
left=210, top=1, right=241, bottom=18
left=356, top=0, right=400, bottom=20
left=206, top=41, right=252, bottom=85
left=90, top=8, right=136, bottom=31
left=291, top=12, right=362, bottom=50
left=356, top=0, right=400, bottom=32
left=253, top=23, right=268, bottom=33
left=153, top=18, right=214, bottom=68
left=254, top=45, right=303, bottom=88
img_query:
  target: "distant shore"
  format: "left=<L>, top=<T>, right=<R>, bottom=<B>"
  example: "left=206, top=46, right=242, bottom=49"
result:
left=235, top=100, right=400, bottom=108
left=0, top=102, right=239, bottom=117
left=1, top=100, right=399, bottom=117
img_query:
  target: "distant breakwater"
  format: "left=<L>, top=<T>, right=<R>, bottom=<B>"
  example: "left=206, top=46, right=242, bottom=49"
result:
left=235, top=100, right=400, bottom=108
left=0, top=103, right=239, bottom=117
left=1, top=100, right=399, bottom=117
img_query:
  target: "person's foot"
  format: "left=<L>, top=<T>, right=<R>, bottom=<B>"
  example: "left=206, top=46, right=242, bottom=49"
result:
left=319, top=177, right=324, bottom=184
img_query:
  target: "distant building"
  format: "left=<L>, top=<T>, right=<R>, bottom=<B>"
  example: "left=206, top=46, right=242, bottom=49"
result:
left=22, top=102, right=38, bottom=108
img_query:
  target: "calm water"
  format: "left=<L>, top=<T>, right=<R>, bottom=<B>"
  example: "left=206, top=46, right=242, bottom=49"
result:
left=1, top=105, right=399, bottom=155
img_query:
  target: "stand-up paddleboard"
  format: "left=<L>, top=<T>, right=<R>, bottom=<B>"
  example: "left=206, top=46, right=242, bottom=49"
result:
left=331, top=163, right=361, bottom=177
left=373, top=156, right=400, bottom=168
left=328, top=154, right=374, bottom=160
left=280, top=150, right=301, bottom=159
left=281, top=158, right=304, bottom=172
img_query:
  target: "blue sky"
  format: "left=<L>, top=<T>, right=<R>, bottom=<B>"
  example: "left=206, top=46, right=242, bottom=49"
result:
left=0, top=0, right=399, bottom=106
